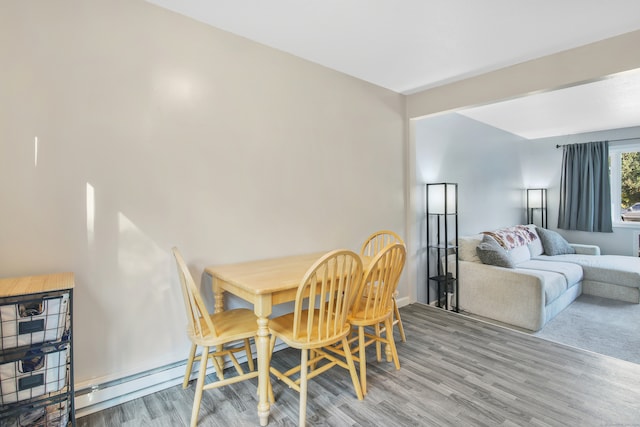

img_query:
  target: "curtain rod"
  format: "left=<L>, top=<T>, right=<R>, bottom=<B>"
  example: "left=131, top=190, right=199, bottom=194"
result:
left=556, top=137, right=640, bottom=148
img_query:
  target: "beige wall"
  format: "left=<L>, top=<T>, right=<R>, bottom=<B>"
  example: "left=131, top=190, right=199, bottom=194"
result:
left=4, top=0, right=638, bottom=401
left=0, top=0, right=406, bottom=386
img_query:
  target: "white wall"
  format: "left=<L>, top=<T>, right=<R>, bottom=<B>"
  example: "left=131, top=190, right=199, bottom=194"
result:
left=405, top=30, right=640, bottom=302
left=0, top=0, right=405, bottom=388
left=417, top=114, right=527, bottom=234
left=533, top=126, right=640, bottom=256
left=413, top=113, right=561, bottom=302
left=413, top=113, right=640, bottom=302
left=413, top=116, right=640, bottom=303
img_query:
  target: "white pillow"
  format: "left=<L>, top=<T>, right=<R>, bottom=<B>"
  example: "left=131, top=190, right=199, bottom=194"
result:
left=524, top=225, right=544, bottom=257
left=528, top=238, right=544, bottom=257
left=509, top=244, right=532, bottom=264
left=457, top=234, right=483, bottom=263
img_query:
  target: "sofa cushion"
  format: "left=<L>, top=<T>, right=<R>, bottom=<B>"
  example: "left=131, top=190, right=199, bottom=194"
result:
left=458, top=234, right=483, bottom=262
left=476, top=235, right=515, bottom=268
left=536, top=254, right=640, bottom=288
left=536, top=227, right=576, bottom=256
left=517, top=259, right=583, bottom=287
left=514, top=267, right=569, bottom=305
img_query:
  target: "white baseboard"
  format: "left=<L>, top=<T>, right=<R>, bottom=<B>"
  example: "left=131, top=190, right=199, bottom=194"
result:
left=74, top=342, right=288, bottom=418
left=74, top=362, right=187, bottom=418
left=396, top=295, right=410, bottom=307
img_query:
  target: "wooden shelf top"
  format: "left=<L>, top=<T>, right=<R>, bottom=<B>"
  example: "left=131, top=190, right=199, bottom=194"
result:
left=0, top=272, right=75, bottom=297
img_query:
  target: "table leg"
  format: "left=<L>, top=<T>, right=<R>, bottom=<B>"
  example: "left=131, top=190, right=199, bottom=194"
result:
left=210, top=275, right=273, bottom=426
left=213, top=282, right=224, bottom=314
left=212, top=278, right=225, bottom=373
left=256, top=316, right=271, bottom=426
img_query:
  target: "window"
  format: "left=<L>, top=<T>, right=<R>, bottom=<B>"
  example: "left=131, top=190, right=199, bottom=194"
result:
left=610, top=141, right=640, bottom=224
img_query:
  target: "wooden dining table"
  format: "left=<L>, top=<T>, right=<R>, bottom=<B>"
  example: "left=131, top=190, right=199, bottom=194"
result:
left=205, top=251, right=369, bottom=426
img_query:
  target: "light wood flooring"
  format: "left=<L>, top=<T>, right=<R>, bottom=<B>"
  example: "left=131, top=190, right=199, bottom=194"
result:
left=78, top=304, right=640, bottom=426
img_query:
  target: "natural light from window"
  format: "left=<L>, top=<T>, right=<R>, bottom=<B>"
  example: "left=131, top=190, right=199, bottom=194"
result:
left=611, top=140, right=640, bottom=225
left=86, top=183, right=95, bottom=246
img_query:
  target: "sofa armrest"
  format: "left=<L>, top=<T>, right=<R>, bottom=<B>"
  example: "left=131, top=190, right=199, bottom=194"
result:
left=449, top=259, right=545, bottom=331
left=570, top=244, right=600, bottom=256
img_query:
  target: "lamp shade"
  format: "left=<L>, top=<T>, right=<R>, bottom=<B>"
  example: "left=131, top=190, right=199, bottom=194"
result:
left=527, top=188, right=546, bottom=209
left=526, top=188, right=547, bottom=228
left=428, top=183, right=457, bottom=214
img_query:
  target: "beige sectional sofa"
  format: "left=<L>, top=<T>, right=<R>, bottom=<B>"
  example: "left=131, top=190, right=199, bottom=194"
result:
left=450, top=225, right=640, bottom=331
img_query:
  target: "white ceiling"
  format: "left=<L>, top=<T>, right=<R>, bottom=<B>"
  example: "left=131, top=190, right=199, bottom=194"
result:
left=146, top=0, right=640, bottom=139
left=459, top=69, right=640, bottom=139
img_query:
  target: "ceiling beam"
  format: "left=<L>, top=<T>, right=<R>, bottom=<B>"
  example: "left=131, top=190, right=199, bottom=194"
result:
left=407, top=29, right=640, bottom=120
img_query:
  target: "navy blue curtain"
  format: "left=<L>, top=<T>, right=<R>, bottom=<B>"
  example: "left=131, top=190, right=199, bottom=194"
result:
left=558, top=141, right=613, bottom=232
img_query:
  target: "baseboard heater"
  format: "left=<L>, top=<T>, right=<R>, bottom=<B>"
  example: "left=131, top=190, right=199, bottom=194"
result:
left=74, top=342, right=287, bottom=418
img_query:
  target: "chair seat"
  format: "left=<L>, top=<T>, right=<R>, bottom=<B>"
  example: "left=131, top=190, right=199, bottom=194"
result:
left=172, top=247, right=259, bottom=427
left=349, top=241, right=406, bottom=396
left=270, top=310, right=352, bottom=349
left=359, top=231, right=407, bottom=345
left=348, top=296, right=393, bottom=326
left=189, top=308, right=258, bottom=346
left=349, top=309, right=391, bottom=327
left=267, top=250, right=365, bottom=426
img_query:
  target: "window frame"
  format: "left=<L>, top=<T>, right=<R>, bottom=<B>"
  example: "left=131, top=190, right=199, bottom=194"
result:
left=610, top=141, right=640, bottom=227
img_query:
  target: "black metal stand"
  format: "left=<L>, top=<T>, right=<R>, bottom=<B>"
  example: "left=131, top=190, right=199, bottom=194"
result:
left=426, top=183, right=459, bottom=312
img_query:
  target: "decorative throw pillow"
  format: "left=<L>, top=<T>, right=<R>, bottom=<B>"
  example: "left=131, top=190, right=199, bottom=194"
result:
left=476, top=235, right=515, bottom=268
left=509, top=244, right=531, bottom=264
left=457, top=234, right=484, bottom=262
left=528, top=238, right=544, bottom=257
left=535, top=227, right=576, bottom=256
left=482, top=225, right=538, bottom=250
left=524, top=224, right=544, bottom=257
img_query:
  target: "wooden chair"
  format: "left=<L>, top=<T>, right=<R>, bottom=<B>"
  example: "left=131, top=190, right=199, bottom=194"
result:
left=268, top=249, right=364, bottom=426
left=172, top=247, right=259, bottom=427
left=349, top=242, right=406, bottom=395
left=360, top=230, right=407, bottom=361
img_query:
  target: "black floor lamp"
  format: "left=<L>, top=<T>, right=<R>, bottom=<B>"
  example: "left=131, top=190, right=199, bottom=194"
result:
left=526, top=188, right=547, bottom=228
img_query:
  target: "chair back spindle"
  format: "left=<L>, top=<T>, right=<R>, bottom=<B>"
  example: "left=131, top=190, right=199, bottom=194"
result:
left=293, top=250, right=362, bottom=345
left=359, top=230, right=408, bottom=345
left=360, top=230, right=403, bottom=257
left=353, top=242, right=406, bottom=323
left=172, top=247, right=259, bottom=427
left=172, top=248, right=217, bottom=339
